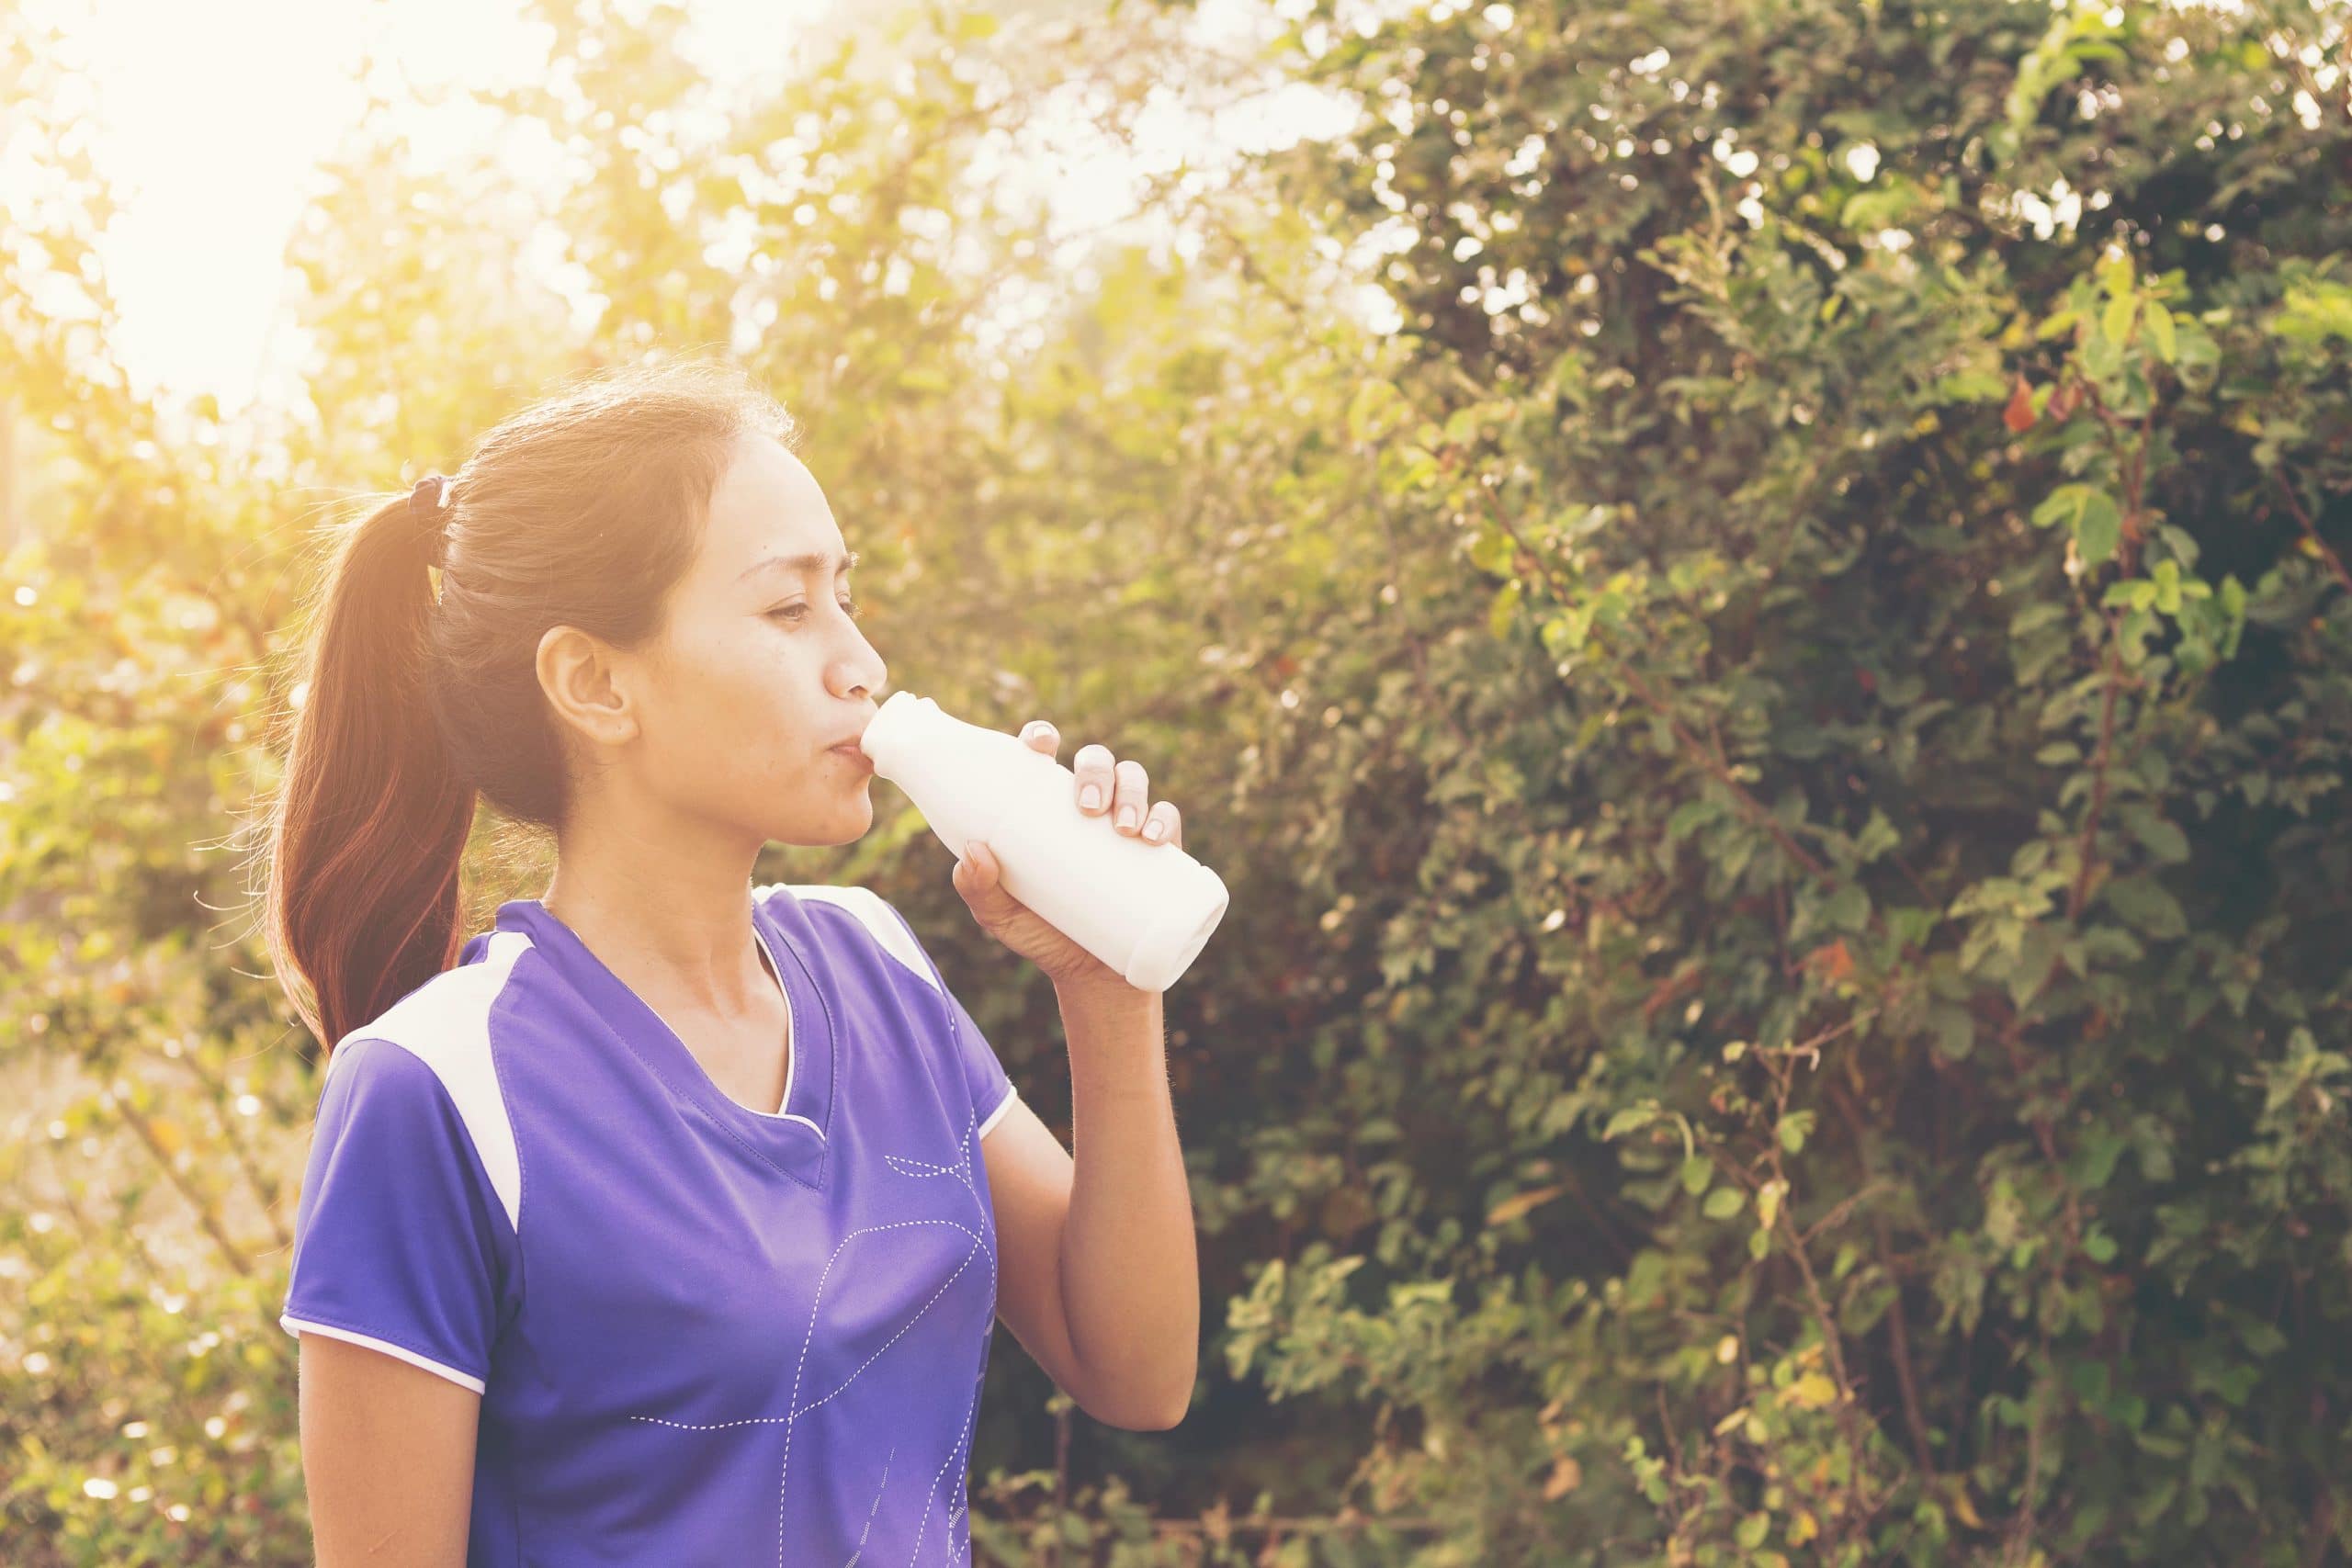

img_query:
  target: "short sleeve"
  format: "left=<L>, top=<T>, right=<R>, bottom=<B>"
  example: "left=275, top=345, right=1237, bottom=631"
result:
left=278, top=1034, right=518, bottom=1393
left=875, top=896, right=1020, bottom=1141
left=938, top=964, right=1020, bottom=1140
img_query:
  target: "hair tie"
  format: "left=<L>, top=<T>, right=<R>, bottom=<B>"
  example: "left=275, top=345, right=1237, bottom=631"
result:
left=409, top=473, right=453, bottom=568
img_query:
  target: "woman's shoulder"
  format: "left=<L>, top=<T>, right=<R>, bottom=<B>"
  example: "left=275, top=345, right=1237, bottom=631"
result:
left=311, top=928, right=541, bottom=1232
left=327, top=928, right=537, bottom=1084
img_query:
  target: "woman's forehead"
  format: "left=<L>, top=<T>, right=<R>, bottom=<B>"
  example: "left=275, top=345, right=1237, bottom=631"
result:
left=699, top=441, right=848, bottom=585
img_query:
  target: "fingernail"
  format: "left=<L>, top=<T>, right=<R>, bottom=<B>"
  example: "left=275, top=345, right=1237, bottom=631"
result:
left=1080, top=785, right=1102, bottom=811
left=1143, top=820, right=1164, bottom=841
left=964, top=840, right=980, bottom=858
left=1116, top=807, right=1138, bottom=830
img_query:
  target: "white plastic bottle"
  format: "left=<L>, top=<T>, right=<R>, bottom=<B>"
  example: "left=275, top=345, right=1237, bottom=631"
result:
left=855, top=692, right=1230, bottom=991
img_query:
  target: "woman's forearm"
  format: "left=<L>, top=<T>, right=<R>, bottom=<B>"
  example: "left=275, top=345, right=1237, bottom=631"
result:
left=1049, top=978, right=1200, bottom=1427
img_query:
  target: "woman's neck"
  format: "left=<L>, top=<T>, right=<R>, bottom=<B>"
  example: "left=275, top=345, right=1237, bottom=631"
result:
left=538, top=799, right=766, bottom=1020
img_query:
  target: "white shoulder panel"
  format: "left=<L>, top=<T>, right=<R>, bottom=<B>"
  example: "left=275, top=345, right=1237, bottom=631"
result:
left=763, top=882, right=941, bottom=994
left=322, top=929, right=534, bottom=1235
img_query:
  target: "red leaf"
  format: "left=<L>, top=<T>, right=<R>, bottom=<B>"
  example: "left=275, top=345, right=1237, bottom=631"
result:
left=2002, top=373, right=2037, bottom=433
left=1804, top=940, right=1855, bottom=982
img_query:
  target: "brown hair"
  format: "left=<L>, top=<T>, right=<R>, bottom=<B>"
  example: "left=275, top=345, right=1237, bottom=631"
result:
left=261, top=354, right=799, bottom=1055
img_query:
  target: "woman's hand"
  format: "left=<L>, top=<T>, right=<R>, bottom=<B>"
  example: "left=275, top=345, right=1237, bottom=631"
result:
left=950, top=719, right=1184, bottom=992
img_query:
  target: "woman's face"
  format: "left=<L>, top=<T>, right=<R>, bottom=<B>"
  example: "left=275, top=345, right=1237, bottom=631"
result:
left=600, top=432, right=888, bottom=851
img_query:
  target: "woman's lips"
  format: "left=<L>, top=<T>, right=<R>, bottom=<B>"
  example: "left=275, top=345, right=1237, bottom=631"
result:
left=831, top=743, right=874, bottom=773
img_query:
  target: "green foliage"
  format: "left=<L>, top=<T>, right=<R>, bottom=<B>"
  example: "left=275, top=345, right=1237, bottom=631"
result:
left=5, top=0, right=2351, bottom=1562
left=1201, top=0, right=2351, bottom=1560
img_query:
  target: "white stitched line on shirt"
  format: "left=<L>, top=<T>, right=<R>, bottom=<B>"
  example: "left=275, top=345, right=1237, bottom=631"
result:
left=909, top=1100, right=994, bottom=1568
left=913, top=1292, right=988, bottom=1568
left=947, top=1472, right=970, bottom=1565
left=794, top=1223, right=981, bottom=1418
left=915, top=1320, right=986, bottom=1567
left=628, top=1100, right=997, bottom=1564
left=949, top=1105, right=979, bottom=1198
left=953, top=1099, right=995, bottom=1568
left=777, top=1134, right=987, bottom=1568
left=888, top=1099, right=982, bottom=1194
left=634, top=1224, right=984, bottom=1434
left=841, top=1442, right=892, bottom=1568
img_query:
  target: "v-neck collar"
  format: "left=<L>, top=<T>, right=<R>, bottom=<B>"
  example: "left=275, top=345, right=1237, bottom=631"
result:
left=496, top=893, right=834, bottom=1190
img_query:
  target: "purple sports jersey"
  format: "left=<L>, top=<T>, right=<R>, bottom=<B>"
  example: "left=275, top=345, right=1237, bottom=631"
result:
left=278, top=884, right=1021, bottom=1565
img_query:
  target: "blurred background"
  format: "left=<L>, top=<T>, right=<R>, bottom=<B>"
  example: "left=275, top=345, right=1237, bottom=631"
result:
left=2, top=0, right=2348, bottom=1561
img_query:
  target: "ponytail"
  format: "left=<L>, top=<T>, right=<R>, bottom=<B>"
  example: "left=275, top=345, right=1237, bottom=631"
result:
left=265, top=479, right=477, bottom=1057
left=255, top=355, right=797, bottom=1060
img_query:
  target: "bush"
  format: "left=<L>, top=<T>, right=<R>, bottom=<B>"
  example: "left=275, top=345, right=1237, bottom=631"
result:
left=1201, top=0, right=2352, bottom=1560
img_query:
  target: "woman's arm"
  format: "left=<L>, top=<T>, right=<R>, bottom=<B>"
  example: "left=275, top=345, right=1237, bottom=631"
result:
left=297, top=1335, right=481, bottom=1564
left=981, top=979, right=1200, bottom=1429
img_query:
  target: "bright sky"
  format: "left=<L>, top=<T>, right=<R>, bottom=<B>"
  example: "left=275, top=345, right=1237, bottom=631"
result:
left=15, top=0, right=1363, bottom=427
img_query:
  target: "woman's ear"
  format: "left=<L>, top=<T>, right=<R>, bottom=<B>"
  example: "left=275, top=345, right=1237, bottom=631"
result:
left=536, top=623, right=639, bottom=750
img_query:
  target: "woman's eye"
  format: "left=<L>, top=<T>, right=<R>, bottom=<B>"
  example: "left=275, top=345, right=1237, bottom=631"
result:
left=769, top=599, right=864, bottom=624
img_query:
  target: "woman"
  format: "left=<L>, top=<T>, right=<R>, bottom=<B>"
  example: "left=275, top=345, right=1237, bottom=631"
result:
left=264, top=355, right=1200, bottom=1565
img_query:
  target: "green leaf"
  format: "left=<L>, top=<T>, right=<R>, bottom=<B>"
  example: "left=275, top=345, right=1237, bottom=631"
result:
left=2032, top=484, right=2088, bottom=530
left=1666, top=798, right=1716, bottom=842
left=1704, top=1186, right=1747, bottom=1219
left=2036, top=308, right=2081, bottom=342
left=2082, top=330, right=2123, bottom=379
left=1856, top=809, right=1900, bottom=862
left=1985, top=1179, right=2023, bottom=1248
left=1931, top=1005, right=1976, bottom=1060
left=1466, top=522, right=1513, bottom=576
left=1785, top=1371, right=1838, bottom=1409
left=2271, top=279, right=2352, bottom=344
left=1487, top=579, right=1523, bottom=638
left=2103, top=874, right=2188, bottom=940
left=2101, top=291, right=2138, bottom=348
left=1825, top=882, right=1871, bottom=932
left=1542, top=606, right=1595, bottom=658
left=2074, top=490, right=2122, bottom=568
left=2123, top=806, right=2190, bottom=865
left=2071, top=1130, right=2126, bottom=1189
left=1602, top=1103, right=1661, bottom=1141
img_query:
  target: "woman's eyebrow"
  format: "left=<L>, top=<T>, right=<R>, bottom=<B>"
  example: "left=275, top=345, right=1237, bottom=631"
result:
left=739, top=549, right=858, bottom=582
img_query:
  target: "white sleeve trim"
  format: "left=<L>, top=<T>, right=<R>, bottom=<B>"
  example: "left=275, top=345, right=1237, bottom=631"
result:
left=977, top=1084, right=1019, bottom=1140
left=278, top=1314, right=488, bottom=1395
left=328, top=929, right=534, bottom=1235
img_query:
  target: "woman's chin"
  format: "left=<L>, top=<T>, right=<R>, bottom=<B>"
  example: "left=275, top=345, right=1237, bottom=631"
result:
left=763, top=787, right=873, bottom=850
